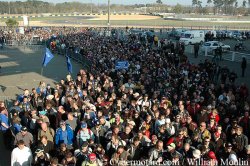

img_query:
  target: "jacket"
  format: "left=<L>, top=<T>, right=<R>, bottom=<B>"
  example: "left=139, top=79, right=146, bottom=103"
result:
left=55, top=125, right=74, bottom=146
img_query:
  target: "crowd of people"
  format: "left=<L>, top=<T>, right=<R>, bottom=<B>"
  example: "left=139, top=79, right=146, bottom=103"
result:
left=0, top=27, right=250, bottom=166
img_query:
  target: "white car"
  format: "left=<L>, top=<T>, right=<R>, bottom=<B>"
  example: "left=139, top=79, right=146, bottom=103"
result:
left=201, top=41, right=230, bottom=54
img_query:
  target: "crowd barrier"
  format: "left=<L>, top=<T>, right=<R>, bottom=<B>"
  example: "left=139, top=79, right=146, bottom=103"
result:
left=50, top=44, right=92, bottom=71
left=203, top=47, right=250, bottom=63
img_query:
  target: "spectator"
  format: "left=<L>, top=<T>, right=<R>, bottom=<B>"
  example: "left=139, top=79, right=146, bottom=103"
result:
left=81, top=153, right=103, bottom=166
left=40, top=135, right=55, bottom=156
left=14, top=126, right=34, bottom=148
left=241, top=57, right=247, bottom=77
left=76, top=122, right=95, bottom=148
left=11, top=140, right=33, bottom=166
left=55, top=120, right=74, bottom=149
left=33, top=147, right=50, bottom=166
left=38, top=122, right=55, bottom=143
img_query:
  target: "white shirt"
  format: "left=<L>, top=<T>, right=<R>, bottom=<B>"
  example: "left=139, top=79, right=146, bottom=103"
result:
left=11, top=146, right=33, bottom=166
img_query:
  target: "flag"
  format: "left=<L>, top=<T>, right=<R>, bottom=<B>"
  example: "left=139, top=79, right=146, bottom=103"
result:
left=66, top=55, right=73, bottom=73
left=42, top=48, right=54, bottom=67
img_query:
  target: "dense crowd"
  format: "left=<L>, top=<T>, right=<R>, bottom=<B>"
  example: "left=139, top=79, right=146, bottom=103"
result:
left=0, top=27, right=249, bottom=166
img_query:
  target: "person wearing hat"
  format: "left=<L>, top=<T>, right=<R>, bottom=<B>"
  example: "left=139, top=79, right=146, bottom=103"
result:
left=184, top=149, right=201, bottom=166
left=11, top=140, right=33, bottom=166
left=38, top=110, right=50, bottom=124
left=76, top=122, right=95, bottom=148
left=206, top=151, right=218, bottom=166
left=81, top=153, right=103, bottom=166
left=219, top=142, right=237, bottom=162
left=55, top=120, right=74, bottom=148
left=165, top=143, right=181, bottom=160
left=166, top=130, right=185, bottom=150
left=242, top=145, right=250, bottom=162
left=14, top=126, right=34, bottom=148
left=33, top=146, right=50, bottom=166
left=213, top=131, right=224, bottom=153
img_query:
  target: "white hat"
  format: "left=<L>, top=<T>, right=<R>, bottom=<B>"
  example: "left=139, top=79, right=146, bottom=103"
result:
left=133, top=92, right=140, bottom=98
left=128, top=121, right=136, bottom=126
left=166, top=118, right=171, bottom=124
left=46, top=95, right=54, bottom=100
left=246, top=145, right=250, bottom=151
left=193, top=149, right=201, bottom=159
left=228, top=154, right=237, bottom=162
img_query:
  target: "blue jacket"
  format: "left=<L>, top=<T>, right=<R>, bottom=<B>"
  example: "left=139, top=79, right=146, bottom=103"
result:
left=55, top=125, right=74, bottom=146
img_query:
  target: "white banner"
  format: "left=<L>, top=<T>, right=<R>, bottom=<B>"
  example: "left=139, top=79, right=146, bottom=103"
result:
left=23, top=15, right=29, bottom=26
left=19, top=27, right=24, bottom=34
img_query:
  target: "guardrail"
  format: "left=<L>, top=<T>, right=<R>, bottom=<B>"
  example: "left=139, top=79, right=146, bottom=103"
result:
left=204, top=48, right=250, bottom=63
left=50, top=45, right=92, bottom=71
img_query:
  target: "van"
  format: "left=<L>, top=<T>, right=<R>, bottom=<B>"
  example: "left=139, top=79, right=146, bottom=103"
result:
left=180, top=30, right=205, bottom=45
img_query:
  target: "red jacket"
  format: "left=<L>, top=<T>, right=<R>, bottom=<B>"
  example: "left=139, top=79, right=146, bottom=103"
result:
left=208, top=113, right=220, bottom=123
left=187, top=104, right=200, bottom=118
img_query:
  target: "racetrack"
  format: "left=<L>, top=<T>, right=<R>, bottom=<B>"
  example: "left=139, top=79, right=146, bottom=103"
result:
left=1, top=14, right=250, bottom=30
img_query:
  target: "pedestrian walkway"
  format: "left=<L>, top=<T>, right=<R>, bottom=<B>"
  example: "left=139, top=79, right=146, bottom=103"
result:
left=0, top=46, right=82, bottom=98
left=186, top=50, right=250, bottom=87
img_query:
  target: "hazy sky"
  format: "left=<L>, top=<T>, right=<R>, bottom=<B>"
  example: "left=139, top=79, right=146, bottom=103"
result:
left=4, top=0, right=245, bottom=6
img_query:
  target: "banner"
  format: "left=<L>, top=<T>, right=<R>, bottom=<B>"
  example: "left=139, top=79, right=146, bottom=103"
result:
left=115, top=61, right=129, bottom=70
left=23, top=15, right=29, bottom=26
left=42, top=48, right=54, bottom=67
left=66, top=55, right=73, bottom=73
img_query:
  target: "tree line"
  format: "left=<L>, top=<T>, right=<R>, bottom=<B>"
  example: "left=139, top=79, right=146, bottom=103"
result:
left=191, top=0, right=250, bottom=15
left=0, top=0, right=249, bottom=15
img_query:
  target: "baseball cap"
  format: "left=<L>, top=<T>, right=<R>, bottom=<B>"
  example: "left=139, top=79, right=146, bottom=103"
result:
left=21, top=126, right=28, bottom=132
left=81, top=122, right=87, bottom=128
left=89, top=153, right=96, bottom=161
left=214, top=132, right=220, bottom=138
left=60, top=120, right=66, bottom=125
left=193, top=149, right=201, bottom=159
left=168, top=143, right=176, bottom=149
left=208, top=151, right=217, bottom=160
left=39, top=110, right=47, bottom=116
left=35, top=147, right=44, bottom=154
left=245, top=145, right=250, bottom=151
left=225, top=143, right=233, bottom=147
left=81, top=142, right=88, bottom=148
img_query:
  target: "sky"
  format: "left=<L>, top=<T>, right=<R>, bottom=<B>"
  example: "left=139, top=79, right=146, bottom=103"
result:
left=3, top=0, right=245, bottom=6
left=4, top=0, right=192, bottom=6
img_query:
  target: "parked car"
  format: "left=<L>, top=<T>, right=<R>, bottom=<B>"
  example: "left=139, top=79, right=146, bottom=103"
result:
left=201, top=41, right=231, bottom=54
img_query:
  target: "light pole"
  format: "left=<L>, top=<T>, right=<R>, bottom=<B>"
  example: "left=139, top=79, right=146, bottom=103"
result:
left=91, top=0, right=93, bottom=15
left=8, top=1, right=10, bottom=15
left=108, top=0, right=110, bottom=26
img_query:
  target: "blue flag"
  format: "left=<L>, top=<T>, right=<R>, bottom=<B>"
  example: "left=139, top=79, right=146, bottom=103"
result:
left=42, top=48, right=54, bottom=67
left=66, top=55, right=73, bottom=73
